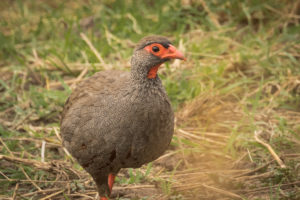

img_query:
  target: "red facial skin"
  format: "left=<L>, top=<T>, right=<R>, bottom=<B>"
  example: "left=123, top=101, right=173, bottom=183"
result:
left=144, top=43, right=186, bottom=79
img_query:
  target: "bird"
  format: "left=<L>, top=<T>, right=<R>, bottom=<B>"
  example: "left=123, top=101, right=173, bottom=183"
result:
left=60, top=35, right=185, bottom=200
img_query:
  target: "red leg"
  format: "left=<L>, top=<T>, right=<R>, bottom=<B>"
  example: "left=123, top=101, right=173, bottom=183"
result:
left=108, top=173, right=116, bottom=192
left=99, top=174, right=116, bottom=200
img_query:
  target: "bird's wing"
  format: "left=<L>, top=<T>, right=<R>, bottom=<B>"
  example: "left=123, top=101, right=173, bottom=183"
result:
left=61, top=70, right=129, bottom=121
left=60, top=70, right=130, bottom=169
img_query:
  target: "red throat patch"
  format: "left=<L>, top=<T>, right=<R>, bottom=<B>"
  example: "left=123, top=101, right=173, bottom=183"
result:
left=147, top=64, right=161, bottom=79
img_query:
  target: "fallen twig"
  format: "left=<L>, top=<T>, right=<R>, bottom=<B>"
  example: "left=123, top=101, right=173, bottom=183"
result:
left=0, top=138, right=14, bottom=156
left=41, top=140, right=46, bottom=162
left=177, top=129, right=226, bottom=146
left=0, top=154, right=54, bottom=171
left=21, top=188, right=61, bottom=198
left=0, top=154, right=79, bottom=178
left=53, top=127, right=75, bottom=162
left=234, top=159, right=274, bottom=178
left=254, top=131, right=286, bottom=168
left=40, top=189, right=65, bottom=200
left=20, top=166, right=42, bottom=192
left=202, top=184, right=243, bottom=199
left=70, top=65, right=88, bottom=89
left=236, top=181, right=300, bottom=193
left=173, top=182, right=243, bottom=199
left=80, top=32, right=110, bottom=70
left=235, top=171, right=274, bottom=181
left=12, top=183, right=19, bottom=200
left=0, top=179, right=71, bottom=183
left=3, top=137, right=61, bottom=148
left=67, top=192, right=95, bottom=199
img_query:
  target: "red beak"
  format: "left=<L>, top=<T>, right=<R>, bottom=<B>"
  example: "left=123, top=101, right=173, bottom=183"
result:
left=161, top=45, right=186, bottom=61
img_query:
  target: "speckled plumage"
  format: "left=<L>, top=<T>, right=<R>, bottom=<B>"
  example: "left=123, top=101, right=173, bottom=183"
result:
left=60, top=36, right=177, bottom=197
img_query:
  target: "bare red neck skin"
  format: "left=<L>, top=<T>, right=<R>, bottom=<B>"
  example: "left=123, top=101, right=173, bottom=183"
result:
left=147, top=63, right=162, bottom=79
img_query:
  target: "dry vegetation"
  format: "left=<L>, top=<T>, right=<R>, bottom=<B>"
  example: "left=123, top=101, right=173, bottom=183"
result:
left=1, top=0, right=300, bottom=199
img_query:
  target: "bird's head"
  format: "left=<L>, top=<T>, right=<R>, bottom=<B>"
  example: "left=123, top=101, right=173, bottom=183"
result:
left=131, top=35, right=186, bottom=80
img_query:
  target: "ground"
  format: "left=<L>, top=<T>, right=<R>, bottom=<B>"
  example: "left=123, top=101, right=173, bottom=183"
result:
left=0, top=0, right=300, bottom=199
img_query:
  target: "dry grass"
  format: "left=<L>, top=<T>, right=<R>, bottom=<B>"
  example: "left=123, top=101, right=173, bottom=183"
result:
left=172, top=90, right=300, bottom=199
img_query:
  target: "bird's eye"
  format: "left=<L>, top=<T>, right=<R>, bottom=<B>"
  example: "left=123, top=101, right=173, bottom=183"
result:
left=152, top=46, right=160, bottom=52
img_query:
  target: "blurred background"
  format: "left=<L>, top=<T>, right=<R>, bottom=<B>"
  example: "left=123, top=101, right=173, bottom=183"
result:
left=0, top=0, right=300, bottom=199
